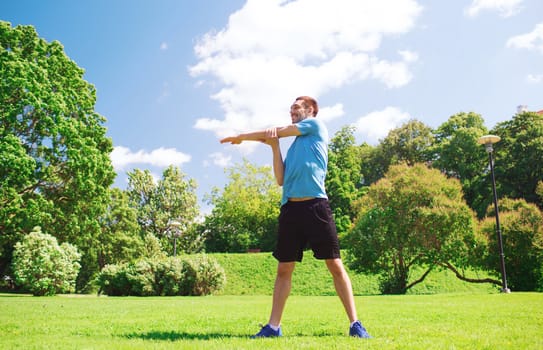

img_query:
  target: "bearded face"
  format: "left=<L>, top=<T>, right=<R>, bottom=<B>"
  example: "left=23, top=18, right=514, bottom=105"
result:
left=290, top=101, right=311, bottom=124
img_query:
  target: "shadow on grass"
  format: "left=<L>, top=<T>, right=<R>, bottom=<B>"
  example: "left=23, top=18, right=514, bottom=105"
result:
left=124, top=331, right=245, bottom=341
left=124, top=330, right=339, bottom=341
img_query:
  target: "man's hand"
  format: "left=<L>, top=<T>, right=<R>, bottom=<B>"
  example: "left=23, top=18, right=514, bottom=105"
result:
left=260, top=128, right=279, bottom=147
left=220, top=136, right=242, bottom=144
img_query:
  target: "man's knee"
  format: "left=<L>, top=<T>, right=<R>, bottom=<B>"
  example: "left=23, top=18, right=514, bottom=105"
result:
left=325, top=258, right=346, bottom=277
left=277, top=262, right=295, bottom=278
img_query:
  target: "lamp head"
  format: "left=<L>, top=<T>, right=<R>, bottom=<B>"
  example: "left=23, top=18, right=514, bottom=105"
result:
left=478, top=135, right=501, bottom=153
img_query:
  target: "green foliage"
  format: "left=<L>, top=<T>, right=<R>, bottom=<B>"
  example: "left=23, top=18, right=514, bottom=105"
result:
left=430, top=112, right=490, bottom=216
left=381, top=119, right=435, bottom=166
left=186, top=254, right=227, bottom=296
left=431, top=112, right=488, bottom=178
left=358, top=119, right=434, bottom=187
left=478, top=198, right=543, bottom=291
left=95, top=263, right=131, bottom=296
left=126, top=258, right=194, bottom=296
left=12, top=227, right=81, bottom=296
left=492, top=111, right=543, bottom=208
left=359, top=142, right=387, bottom=186
left=536, top=181, right=543, bottom=202
left=126, top=166, right=201, bottom=255
left=141, top=232, right=167, bottom=259
left=96, top=188, right=143, bottom=269
left=347, top=164, right=479, bottom=294
left=326, top=126, right=366, bottom=237
left=0, top=21, right=115, bottom=288
left=201, top=159, right=281, bottom=252
left=97, top=255, right=225, bottom=296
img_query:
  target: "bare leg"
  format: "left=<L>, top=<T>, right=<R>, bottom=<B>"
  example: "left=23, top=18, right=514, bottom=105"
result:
left=325, top=258, right=358, bottom=323
left=268, top=262, right=296, bottom=326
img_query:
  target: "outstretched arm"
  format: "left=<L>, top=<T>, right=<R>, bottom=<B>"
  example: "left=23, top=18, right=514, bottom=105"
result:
left=220, top=130, right=267, bottom=144
left=219, top=124, right=301, bottom=144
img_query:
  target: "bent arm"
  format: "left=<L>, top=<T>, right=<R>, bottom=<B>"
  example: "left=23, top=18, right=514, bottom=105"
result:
left=262, top=128, right=285, bottom=186
left=269, top=140, right=284, bottom=186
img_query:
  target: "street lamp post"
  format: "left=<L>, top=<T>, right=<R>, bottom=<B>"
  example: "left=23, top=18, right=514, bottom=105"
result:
left=477, top=135, right=510, bottom=293
left=169, top=220, right=181, bottom=257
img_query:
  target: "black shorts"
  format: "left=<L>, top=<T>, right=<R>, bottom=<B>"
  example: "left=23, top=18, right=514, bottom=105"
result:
left=273, top=198, right=340, bottom=262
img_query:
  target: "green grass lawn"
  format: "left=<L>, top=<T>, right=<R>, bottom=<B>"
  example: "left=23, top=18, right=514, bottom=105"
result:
left=1, top=292, right=542, bottom=349
left=2, top=252, right=537, bottom=349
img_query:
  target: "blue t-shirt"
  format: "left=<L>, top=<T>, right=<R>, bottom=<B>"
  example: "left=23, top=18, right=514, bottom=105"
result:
left=281, top=117, right=329, bottom=205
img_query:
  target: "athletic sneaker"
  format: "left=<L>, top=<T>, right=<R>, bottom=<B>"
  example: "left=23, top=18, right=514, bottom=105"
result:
left=251, top=324, right=282, bottom=338
left=349, top=320, right=371, bottom=338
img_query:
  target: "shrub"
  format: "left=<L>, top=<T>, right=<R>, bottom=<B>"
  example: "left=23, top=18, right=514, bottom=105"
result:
left=12, top=227, right=81, bottom=296
left=126, top=258, right=195, bottom=296
left=96, top=263, right=131, bottom=296
left=155, top=257, right=195, bottom=296
left=126, top=259, right=157, bottom=296
left=186, top=254, right=226, bottom=296
left=96, top=255, right=225, bottom=296
left=479, top=198, right=543, bottom=291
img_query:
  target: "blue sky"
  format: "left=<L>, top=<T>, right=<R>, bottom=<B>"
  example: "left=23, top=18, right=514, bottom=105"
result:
left=2, top=0, right=542, bottom=213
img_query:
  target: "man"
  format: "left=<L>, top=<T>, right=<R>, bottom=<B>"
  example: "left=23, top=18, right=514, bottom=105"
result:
left=220, top=96, right=371, bottom=338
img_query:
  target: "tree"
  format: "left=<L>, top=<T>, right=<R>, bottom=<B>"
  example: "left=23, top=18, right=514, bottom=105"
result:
left=96, top=188, right=143, bottom=269
left=347, top=163, right=484, bottom=294
left=360, top=119, right=434, bottom=186
left=0, top=22, right=115, bottom=288
left=491, top=111, right=543, bottom=209
left=430, top=112, right=490, bottom=216
left=359, top=143, right=392, bottom=187
left=326, top=126, right=366, bottom=237
left=12, top=227, right=81, bottom=296
left=126, top=169, right=156, bottom=233
left=126, top=166, right=200, bottom=255
left=201, top=159, right=281, bottom=252
left=380, top=119, right=434, bottom=166
left=478, top=198, right=543, bottom=291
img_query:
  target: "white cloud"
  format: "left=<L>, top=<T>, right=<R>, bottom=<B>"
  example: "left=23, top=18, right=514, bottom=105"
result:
left=353, top=107, right=411, bottom=144
left=399, top=50, right=419, bottom=63
left=319, top=103, right=345, bottom=123
left=160, top=42, right=168, bottom=50
left=190, top=0, right=423, bottom=138
left=205, top=152, right=232, bottom=168
left=111, top=146, right=191, bottom=171
left=465, top=0, right=523, bottom=18
left=526, top=74, right=543, bottom=83
left=506, top=23, right=543, bottom=54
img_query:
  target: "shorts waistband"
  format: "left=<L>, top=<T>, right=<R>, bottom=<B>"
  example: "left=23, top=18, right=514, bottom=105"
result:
left=288, top=197, right=316, bottom=202
left=285, top=197, right=327, bottom=206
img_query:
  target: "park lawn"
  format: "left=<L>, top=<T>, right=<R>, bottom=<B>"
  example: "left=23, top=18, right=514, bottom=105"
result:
left=1, top=292, right=542, bottom=349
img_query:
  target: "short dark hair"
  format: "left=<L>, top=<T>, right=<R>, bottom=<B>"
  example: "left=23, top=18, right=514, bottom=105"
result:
left=295, top=96, right=318, bottom=116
